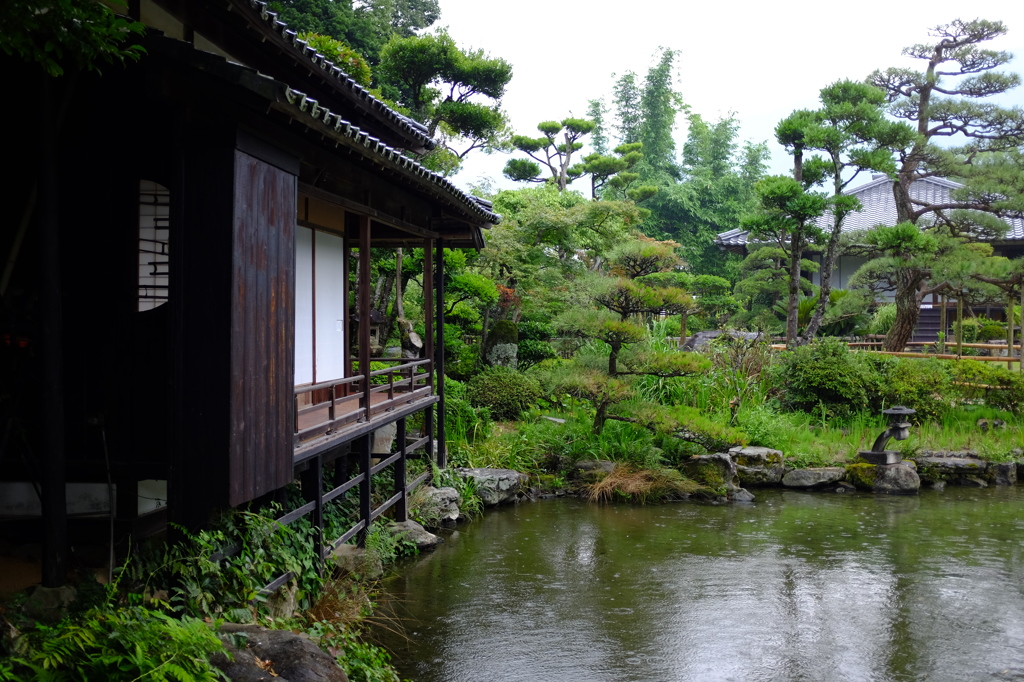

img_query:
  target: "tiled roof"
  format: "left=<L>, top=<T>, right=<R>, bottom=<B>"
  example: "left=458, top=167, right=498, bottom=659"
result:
left=283, top=88, right=500, bottom=225
left=244, top=0, right=436, bottom=152
left=715, top=176, right=1024, bottom=247
left=142, top=27, right=500, bottom=227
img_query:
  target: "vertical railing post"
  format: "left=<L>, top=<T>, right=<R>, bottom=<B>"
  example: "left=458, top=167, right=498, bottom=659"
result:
left=395, top=418, right=408, bottom=522
left=328, top=383, right=336, bottom=423
left=425, top=404, right=435, bottom=469
left=435, top=237, right=446, bottom=468
left=356, top=433, right=372, bottom=547
left=300, top=455, right=324, bottom=574
left=423, top=239, right=433, bottom=388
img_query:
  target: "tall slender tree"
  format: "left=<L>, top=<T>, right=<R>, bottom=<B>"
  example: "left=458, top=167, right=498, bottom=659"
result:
left=776, top=80, right=915, bottom=341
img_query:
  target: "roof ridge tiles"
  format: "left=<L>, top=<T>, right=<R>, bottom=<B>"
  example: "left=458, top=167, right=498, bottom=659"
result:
left=282, top=86, right=499, bottom=224
left=244, top=0, right=434, bottom=151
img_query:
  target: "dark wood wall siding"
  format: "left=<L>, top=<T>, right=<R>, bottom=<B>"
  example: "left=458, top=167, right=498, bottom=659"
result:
left=229, top=151, right=296, bottom=506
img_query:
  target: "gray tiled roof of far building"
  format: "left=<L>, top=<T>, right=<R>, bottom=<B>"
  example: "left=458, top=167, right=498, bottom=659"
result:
left=715, top=175, right=1024, bottom=247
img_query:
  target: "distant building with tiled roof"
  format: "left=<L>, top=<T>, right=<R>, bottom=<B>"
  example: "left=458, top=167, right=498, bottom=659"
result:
left=717, top=175, right=1024, bottom=253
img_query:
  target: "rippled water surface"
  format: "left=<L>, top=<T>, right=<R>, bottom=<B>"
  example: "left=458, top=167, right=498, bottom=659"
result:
left=372, top=487, right=1024, bottom=682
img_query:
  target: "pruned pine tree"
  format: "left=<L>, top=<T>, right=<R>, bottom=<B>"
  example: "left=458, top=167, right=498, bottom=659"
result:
left=775, top=80, right=915, bottom=342
left=867, top=18, right=1024, bottom=350
left=503, top=118, right=596, bottom=191
left=741, top=176, right=829, bottom=346
left=548, top=238, right=744, bottom=449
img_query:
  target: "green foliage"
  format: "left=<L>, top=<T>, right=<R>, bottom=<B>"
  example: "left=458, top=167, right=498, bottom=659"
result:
left=773, top=338, right=880, bottom=417
left=3, top=0, right=146, bottom=77
left=867, top=303, right=897, bottom=335
left=376, top=29, right=512, bottom=173
left=466, top=367, right=541, bottom=421
left=871, top=356, right=956, bottom=421
left=516, top=339, right=557, bottom=370
left=504, top=117, right=596, bottom=190
left=1, top=602, right=227, bottom=681
left=951, top=360, right=1024, bottom=414
left=299, top=32, right=371, bottom=85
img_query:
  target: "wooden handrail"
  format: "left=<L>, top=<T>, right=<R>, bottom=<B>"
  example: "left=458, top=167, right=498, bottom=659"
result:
left=294, top=375, right=365, bottom=395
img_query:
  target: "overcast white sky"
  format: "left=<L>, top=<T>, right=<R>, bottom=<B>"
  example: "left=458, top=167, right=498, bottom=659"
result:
left=434, top=0, right=1024, bottom=193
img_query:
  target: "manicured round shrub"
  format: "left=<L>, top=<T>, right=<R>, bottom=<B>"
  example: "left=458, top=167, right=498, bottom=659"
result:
left=773, top=338, right=881, bottom=417
left=876, top=357, right=956, bottom=421
left=466, top=367, right=541, bottom=421
left=518, top=320, right=555, bottom=341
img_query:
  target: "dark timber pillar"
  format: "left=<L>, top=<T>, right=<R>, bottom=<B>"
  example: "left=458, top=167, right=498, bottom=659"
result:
left=40, top=78, right=67, bottom=587
left=435, top=237, right=446, bottom=467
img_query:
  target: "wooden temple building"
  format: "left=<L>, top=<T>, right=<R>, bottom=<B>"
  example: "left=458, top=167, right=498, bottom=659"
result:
left=0, top=0, right=497, bottom=587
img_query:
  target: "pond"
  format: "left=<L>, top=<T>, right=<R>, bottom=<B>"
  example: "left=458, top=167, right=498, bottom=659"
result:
left=372, top=488, right=1024, bottom=682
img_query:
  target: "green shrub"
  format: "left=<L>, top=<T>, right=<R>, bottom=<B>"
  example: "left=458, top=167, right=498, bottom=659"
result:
left=518, top=320, right=554, bottom=341
left=868, top=304, right=897, bottom=335
left=517, top=339, right=557, bottom=370
left=977, top=321, right=1006, bottom=342
left=875, top=357, right=956, bottom=421
left=0, top=603, right=227, bottom=681
left=951, top=359, right=1024, bottom=414
left=953, top=317, right=981, bottom=344
left=466, top=367, right=541, bottom=421
left=772, top=338, right=880, bottom=418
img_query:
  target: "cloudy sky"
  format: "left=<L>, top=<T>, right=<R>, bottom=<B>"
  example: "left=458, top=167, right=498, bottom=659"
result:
left=433, top=0, right=1024, bottom=193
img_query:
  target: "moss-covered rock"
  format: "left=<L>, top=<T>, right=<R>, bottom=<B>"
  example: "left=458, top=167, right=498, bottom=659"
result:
left=845, top=463, right=877, bottom=491
left=682, top=453, right=736, bottom=491
left=729, top=446, right=785, bottom=487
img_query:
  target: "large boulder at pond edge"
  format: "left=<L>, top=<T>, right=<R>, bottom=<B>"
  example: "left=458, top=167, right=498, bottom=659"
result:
left=415, top=485, right=462, bottom=526
left=729, top=446, right=785, bottom=487
left=845, top=462, right=920, bottom=494
left=782, top=467, right=846, bottom=489
left=572, top=460, right=616, bottom=483
left=454, top=468, right=529, bottom=506
left=914, top=451, right=990, bottom=486
left=682, top=453, right=737, bottom=491
left=213, top=623, right=348, bottom=682
left=389, top=519, right=443, bottom=550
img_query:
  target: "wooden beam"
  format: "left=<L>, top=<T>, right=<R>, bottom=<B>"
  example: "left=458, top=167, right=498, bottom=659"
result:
left=300, top=182, right=437, bottom=239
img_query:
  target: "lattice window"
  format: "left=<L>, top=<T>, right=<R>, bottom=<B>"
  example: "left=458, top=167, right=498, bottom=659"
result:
left=138, top=180, right=170, bottom=311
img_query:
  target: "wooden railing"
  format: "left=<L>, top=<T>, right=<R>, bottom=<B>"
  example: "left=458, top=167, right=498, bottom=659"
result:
left=292, top=358, right=433, bottom=446
left=215, top=417, right=437, bottom=600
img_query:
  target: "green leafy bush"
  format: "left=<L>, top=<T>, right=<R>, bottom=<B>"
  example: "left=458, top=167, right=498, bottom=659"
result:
left=951, top=360, right=1024, bottom=414
left=466, top=367, right=541, bottom=421
left=518, top=320, right=555, bottom=341
left=868, top=304, right=897, bottom=335
left=0, top=603, right=227, bottom=681
left=873, top=357, right=956, bottom=421
left=517, top=339, right=557, bottom=370
left=772, top=338, right=880, bottom=418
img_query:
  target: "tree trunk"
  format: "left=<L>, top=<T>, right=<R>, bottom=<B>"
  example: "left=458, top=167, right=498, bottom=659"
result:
left=884, top=274, right=923, bottom=351
left=1008, top=292, right=1015, bottom=370
left=593, top=401, right=608, bottom=435
left=956, top=294, right=964, bottom=356
left=786, top=232, right=802, bottom=347
left=939, top=294, right=947, bottom=353
left=803, top=229, right=840, bottom=341
left=679, top=313, right=688, bottom=348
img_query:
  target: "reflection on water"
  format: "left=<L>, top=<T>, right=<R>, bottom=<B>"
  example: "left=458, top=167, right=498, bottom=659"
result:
left=372, top=487, right=1024, bottom=682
